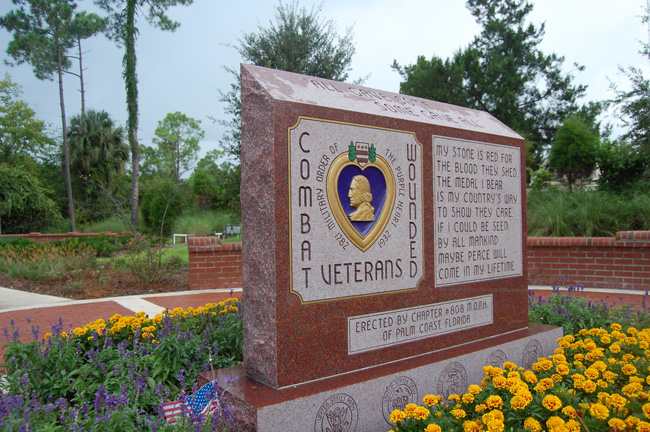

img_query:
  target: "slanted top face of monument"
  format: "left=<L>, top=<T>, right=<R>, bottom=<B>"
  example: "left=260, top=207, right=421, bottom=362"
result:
left=240, top=63, right=528, bottom=389
left=242, top=64, right=520, bottom=139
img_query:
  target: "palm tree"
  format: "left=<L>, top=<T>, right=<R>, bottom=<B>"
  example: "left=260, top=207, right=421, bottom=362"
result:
left=67, top=109, right=129, bottom=223
left=68, top=109, right=128, bottom=186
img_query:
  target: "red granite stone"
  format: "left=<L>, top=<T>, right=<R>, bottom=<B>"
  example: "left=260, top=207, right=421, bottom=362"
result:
left=240, top=64, right=528, bottom=389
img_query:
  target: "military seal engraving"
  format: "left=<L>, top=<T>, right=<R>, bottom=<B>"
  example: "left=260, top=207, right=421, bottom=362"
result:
left=437, top=362, right=468, bottom=402
left=314, top=393, right=358, bottom=432
left=382, top=376, right=418, bottom=425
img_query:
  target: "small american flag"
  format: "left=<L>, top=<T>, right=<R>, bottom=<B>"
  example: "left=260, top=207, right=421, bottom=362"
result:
left=162, top=381, right=220, bottom=424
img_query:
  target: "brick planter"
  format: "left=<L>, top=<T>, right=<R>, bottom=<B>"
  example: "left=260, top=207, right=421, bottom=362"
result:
left=187, top=231, right=650, bottom=291
left=187, top=237, right=242, bottom=290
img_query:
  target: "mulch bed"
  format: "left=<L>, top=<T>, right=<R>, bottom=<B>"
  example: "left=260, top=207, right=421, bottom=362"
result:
left=0, top=271, right=190, bottom=300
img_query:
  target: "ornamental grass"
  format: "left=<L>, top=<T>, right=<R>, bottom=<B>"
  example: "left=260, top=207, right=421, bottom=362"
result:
left=1, top=299, right=242, bottom=431
left=389, top=324, right=650, bottom=432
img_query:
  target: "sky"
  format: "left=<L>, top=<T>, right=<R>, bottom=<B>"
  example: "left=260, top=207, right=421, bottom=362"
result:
left=1, top=0, right=649, bottom=160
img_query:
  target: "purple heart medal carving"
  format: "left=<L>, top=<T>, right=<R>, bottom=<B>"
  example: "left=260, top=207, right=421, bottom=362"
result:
left=289, top=118, right=424, bottom=303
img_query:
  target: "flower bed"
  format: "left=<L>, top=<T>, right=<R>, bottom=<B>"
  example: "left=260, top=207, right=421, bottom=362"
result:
left=1, top=299, right=242, bottom=431
left=389, top=323, right=650, bottom=432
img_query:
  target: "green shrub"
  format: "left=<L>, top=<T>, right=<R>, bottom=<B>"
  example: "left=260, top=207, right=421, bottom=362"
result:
left=527, top=189, right=650, bottom=236
left=78, top=216, right=133, bottom=234
left=528, top=284, right=650, bottom=335
left=171, top=210, right=240, bottom=236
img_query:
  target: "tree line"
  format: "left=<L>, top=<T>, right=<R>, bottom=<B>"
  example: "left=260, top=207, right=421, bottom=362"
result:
left=1, top=0, right=649, bottom=236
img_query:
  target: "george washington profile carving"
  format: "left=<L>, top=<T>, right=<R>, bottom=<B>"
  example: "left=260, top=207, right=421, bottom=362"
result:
left=347, top=175, right=375, bottom=222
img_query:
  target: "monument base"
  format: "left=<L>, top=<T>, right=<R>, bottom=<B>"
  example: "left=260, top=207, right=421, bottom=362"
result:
left=198, top=323, right=562, bottom=432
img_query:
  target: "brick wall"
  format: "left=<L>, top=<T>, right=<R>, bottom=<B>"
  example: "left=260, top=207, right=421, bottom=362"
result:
left=528, top=231, right=650, bottom=291
left=2, top=232, right=132, bottom=243
left=187, top=236, right=243, bottom=290
left=187, top=231, right=650, bottom=291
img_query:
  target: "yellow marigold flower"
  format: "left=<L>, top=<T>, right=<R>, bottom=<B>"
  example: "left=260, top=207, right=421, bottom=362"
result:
left=450, top=409, right=466, bottom=419
left=475, top=404, right=488, bottom=412
left=583, top=380, right=597, bottom=393
left=523, top=370, right=537, bottom=384
left=487, top=419, right=504, bottom=432
left=546, top=416, right=565, bottom=429
left=468, top=384, right=482, bottom=395
left=601, top=335, right=611, bottom=344
left=593, top=360, right=607, bottom=370
left=524, top=417, right=542, bottom=432
left=404, top=403, right=417, bottom=417
left=540, top=378, right=555, bottom=389
left=611, top=323, right=622, bottom=331
left=492, top=376, right=507, bottom=389
left=630, top=376, right=645, bottom=384
left=628, top=327, right=639, bottom=335
left=87, top=336, right=94, bottom=340
left=609, top=358, right=617, bottom=365
left=489, top=367, right=504, bottom=377
left=610, top=344, right=622, bottom=354
left=585, top=341, right=597, bottom=351
left=44, top=332, right=52, bottom=341
left=572, top=374, right=585, bottom=383
left=609, top=418, right=626, bottom=430
left=413, top=406, right=430, bottom=420
left=481, top=376, right=491, bottom=387
left=542, top=395, right=562, bottom=411
left=562, top=406, right=577, bottom=418
left=424, top=425, right=441, bottom=432
left=574, top=353, right=584, bottom=361
left=448, top=394, right=461, bottom=402
left=641, top=341, right=650, bottom=349
left=623, top=382, right=644, bottom=397
left=423, top=394, right=440, bottom=406
left=60, top=332, right=68, bottom=338
left=533, top=383, right=546, bottom=393
left=503, top=361, right=517, bottom=370
left=623, top=364, right=638, bottom=376
left=510, top=395, right=528, bottom=410
left=483, top=365, right=493, bottom=375
left=638, top=421, right=650, bottom=432
left=463, top=420, right=481, bottom=432
left=135, top=311, right=146, bottom=318
left=389, top=410, right=405, bottom=424
left=565, top=419, right=580, bottom=432
left=552, top=374, right=563, bottom=382
left=579, top=329, right=588, bottom=335
left=553, top=354, right=567, bottom=363
left=643, top=403, right=650, bottom=419
left=627, top=415, right=641, bottom=427
left=486, top=395, right=503, bottom=409
left=589, top=403, right=609, bottom=420
left=109, top=314, right=122, bottom=323
left=585, top=368, right=600, bottom=379
left=462, top=393, right=475, bottom=404
left=609, top=394, right=627, bottom=409
left=487, top=409, right=504, bottom=422
left=556, top=364, right=570, bottom=375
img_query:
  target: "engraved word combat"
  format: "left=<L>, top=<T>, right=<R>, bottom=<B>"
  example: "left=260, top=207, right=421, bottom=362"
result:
left=433, top=137, right=523, bottom=286
left=289, top=118, right=424, bottom=303
left=348, top=295, right=493, bottom=354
